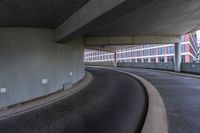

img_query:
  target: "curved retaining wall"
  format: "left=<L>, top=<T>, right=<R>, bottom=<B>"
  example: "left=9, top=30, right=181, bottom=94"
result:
left=0, top=28, right=85, bottom=107
left=85, top=62, right=174, bottom=71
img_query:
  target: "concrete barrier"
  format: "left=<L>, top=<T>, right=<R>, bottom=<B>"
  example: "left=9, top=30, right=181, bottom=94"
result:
left=117, top=63, right=174, bottom=71
left=86, top=62, right=200, bottom=75
left=85, top=62, right=174, bottom=71
left=86, top=62, right=114, bottom=67
left=181, top=63, right=200, bottom=74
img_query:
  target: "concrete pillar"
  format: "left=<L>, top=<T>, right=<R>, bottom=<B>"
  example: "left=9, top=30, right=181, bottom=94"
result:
left=113, top=51, right=117, bottom=67
left=174, top=43, right=181, bottom=72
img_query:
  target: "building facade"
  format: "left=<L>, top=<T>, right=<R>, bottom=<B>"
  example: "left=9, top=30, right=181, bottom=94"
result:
left=84, top=34, right=198, bottom=63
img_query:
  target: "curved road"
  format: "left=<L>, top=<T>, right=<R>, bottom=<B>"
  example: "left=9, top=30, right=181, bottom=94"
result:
left=0, top=68, right=147, bottom=133
left=114, top=67, right=200, bottom=133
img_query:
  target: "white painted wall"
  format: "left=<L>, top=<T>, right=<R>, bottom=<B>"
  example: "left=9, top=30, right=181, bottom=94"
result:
left=0, top=28, right=85, bottom=107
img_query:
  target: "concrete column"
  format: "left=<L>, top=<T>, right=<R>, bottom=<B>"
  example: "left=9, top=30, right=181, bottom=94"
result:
left=174, top=43, right=181, bottom=72
left=113, top=51, right=117, bottom=67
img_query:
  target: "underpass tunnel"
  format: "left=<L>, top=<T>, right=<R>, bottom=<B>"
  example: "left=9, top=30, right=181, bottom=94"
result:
left=0, top=1, right=200, bottom=133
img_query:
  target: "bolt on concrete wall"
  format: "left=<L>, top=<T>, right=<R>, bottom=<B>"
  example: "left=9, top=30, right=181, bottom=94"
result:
left=0, top=28, right=85, bottom=107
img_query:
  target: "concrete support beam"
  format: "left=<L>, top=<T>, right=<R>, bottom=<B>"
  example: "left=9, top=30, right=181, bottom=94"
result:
left=84, top=36, right=180, bottom=46
left=175, top=43, right=181, bottom=72
left=56, top=0, right=126, bottom=43
left=113, top=51, right=117, bottom=67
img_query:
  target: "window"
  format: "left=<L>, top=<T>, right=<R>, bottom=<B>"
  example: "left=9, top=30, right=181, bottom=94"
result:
left=150, top=49, right=156, bottom=55
left=144, top=50, right=148, bottom=56
left=144, top=58, right=148, bottom=63
left=181, top=44, right=185, bottom=52
left=158, top=48, right=165, bottom=55
left=126, top=52, right=131, bottom=57
left=132, top=47, right=136, bottom=50
left=151, top=58, right=156, bottom=63
left=144, top=44, right=149, bottom=48
left=138, top=51, right=143, bottom=56
left=132, top=59, right=136, bottom=63
left=117, top=53, right=120, bottom=58
left=181, top=55, right=185, bottom=62
left=180, top=35, right=185, bottom=42
left=167, top=46, right=174, bottom=54
left=137, top=58, right=142, bottom=63
left=167, top=56, right=174, bottom=63
left=132, top=52, right=136, bottom=56
left=122, top=53, right=125, bottom=58
left=158, top=57, right=164, bottom=63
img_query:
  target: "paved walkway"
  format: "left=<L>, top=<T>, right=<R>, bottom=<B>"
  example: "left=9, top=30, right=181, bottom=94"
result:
left=0, top=68, right=147, bottom=133
left=115, top=67, right=200, bottom=133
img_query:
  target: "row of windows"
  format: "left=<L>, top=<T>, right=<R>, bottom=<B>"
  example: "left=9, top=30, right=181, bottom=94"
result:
left=119, top=45, right=186, bottom=57
left=116, top=55, right=192, bottom=63
left=87, top=55, right=192, bottom=63
left=87, top=48, right=188, bottom=62
left=86, top=44, right=189, bottom=59
left=86, top=55, right=113, bottom=61
left=85, top=51, right=111, bottom=57
left=118, top=44, right=161, bottom=52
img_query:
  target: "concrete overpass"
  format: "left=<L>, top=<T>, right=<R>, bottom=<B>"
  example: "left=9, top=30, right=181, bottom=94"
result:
left=1, top=0, right=200, bottom=111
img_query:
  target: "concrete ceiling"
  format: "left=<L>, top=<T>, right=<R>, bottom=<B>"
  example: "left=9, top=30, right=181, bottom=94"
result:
left=0, top=0, right=89, bottom=28
left=84, top=0, right=200, bottom=37
left=1, top=0, right=200, bottom=40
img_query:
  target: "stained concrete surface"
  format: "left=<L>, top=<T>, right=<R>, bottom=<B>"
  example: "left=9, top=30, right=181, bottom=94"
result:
left=0, top=28, right=85, bottom=107
left=0, top=68, right=147, bottom=133
left=0, top=0, right=89, bottom=27
left=115, top=67, right=200, bottom=133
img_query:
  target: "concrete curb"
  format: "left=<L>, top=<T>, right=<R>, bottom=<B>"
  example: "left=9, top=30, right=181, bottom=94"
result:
left=115, top=70, right=168, bottom=133
left=0, top=72, right=93, bottom=120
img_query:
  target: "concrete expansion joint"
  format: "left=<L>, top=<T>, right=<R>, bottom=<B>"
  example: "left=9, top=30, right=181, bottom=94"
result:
left=0, top=72, right=93, bottom=120
left=115, top=70, right=168, bottom=133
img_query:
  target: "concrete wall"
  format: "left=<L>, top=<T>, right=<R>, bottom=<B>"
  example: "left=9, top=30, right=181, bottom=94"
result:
left=0, top=28, right=85, bottom=107
left=181, top=63, right=200, bottom=74
left=86, top=62, right=114, bottom=67
left=85, top=62, right=174, bottom=71
left=117, top=63, right=174, bottom=71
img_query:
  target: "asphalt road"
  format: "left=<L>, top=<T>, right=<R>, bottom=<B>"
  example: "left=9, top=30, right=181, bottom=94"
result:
left=115, top=67, right=200, bottom=133
left=0, top=68, right=147, bottom=133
